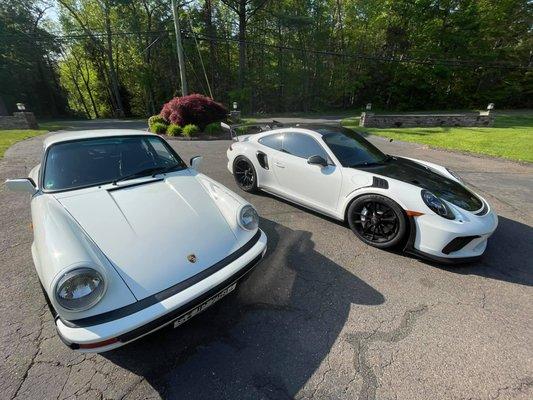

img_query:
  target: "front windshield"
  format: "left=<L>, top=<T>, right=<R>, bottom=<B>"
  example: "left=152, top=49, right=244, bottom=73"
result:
left=43, top=135, right=187, bottom=191
left=320, top=127, right=388, bottom=167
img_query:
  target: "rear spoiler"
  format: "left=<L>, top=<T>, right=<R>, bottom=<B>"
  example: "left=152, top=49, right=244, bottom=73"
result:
left=221, top=120, right=284, bottom=141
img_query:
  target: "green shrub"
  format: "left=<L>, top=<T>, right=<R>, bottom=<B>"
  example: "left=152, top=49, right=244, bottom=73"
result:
left=148, top=115, right=167, bottom=132
left=151, top=122, right=167, bottom=134
left=167, top=124, right=183, bottom=136
left=204, top=122, right=222, bottom=135
left=182, top=124, right=200, bottom=137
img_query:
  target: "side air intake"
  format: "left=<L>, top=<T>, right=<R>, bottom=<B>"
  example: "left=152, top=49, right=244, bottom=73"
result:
left=372, top=177, right=389, bottom=189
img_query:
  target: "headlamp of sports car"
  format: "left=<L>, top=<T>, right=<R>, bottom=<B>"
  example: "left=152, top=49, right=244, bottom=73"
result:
left=445, top=167, right=463, bottom=183
left=237, top=204, right=259, bottom=230
left=55, top=267, right=106, bottom=311
left=421, top=190, right=455, bottom=220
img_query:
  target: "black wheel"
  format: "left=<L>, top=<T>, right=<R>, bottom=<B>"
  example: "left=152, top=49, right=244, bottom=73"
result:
left=233, top=157, right=258, bottom=192
left=347, top=194, right=407, bottom=249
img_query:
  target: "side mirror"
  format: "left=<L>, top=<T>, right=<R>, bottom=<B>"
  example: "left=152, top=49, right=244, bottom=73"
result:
left=5, top=178, right=37, bottom=194
left=190, top=156, right=203, bottom=171
left=307, top=155, right=328, bottom=167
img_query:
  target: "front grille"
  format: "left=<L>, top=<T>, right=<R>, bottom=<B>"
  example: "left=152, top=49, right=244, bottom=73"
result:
left=442, top=236, right=480, bottom=255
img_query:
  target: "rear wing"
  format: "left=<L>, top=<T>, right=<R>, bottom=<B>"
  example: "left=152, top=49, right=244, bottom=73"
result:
left=221, top=120, right=284, bottom=141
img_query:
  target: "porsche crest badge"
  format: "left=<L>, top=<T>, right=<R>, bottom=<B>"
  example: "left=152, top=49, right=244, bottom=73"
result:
left=187, top=254, right=197, bottom=263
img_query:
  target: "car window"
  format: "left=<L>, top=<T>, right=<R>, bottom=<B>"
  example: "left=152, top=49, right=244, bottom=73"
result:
left=258, top=134, right=283, bottom=151
left=321, top=127, right=387, bottom=167
left=43, top=135, right=186, bottom=191
left=282, top=132, right=328, bottom=160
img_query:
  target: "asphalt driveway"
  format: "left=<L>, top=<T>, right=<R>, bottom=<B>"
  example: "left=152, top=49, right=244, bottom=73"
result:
left=0, top=121, right=531, bottom=400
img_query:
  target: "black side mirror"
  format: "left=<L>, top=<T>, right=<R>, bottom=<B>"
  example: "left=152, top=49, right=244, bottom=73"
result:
left=307, top=155, right=328, bottom=167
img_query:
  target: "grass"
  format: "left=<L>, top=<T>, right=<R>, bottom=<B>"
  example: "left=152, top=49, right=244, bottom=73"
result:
left=342, top=111, right=533, bottom=163
left=0, top=129, right=49, bottom=158
left=0, top=121, right=70, bottom=158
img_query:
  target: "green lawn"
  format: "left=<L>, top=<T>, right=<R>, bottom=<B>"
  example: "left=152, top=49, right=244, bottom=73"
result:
left=342, top=112, right=533, bottom=163
left=0, top=129, right=49, bottom=158
left=0, top=121, right=72, bottom=158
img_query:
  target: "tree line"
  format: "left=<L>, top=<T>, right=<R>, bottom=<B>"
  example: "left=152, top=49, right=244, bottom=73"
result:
left=1, top=0, right=531, bottom=118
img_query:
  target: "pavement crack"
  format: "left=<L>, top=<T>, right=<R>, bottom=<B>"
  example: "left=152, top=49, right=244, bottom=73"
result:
left=10, top=305, right=48, bottom=400
left=346, top=305, right=428, bottom=400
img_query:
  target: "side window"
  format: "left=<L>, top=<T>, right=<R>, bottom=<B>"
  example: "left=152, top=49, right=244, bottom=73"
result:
left=282, top=133, right=328, bottom=160
left=258, top=134, right=283, bottom=151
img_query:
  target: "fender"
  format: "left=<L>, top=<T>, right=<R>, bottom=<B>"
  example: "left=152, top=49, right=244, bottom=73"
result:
left=340, top=177, right=426, bottom=221
left=31, top=194, right=137, bottom=321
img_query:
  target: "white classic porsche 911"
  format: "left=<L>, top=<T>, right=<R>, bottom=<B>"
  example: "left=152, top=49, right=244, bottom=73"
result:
left=225, top=123, right=497, bottom=264
left=6, top=129, right=267, bottom=352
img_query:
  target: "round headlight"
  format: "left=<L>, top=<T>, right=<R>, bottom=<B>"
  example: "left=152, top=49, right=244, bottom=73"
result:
left=55, top=268, right=105, bottom=311
left=421, top=190, right=455, bottom=220
left=237, top=205, right=259, bottom=230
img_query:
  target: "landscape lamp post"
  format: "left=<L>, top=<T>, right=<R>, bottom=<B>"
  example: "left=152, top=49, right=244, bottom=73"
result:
left=16, top=103, right=26, bottom=111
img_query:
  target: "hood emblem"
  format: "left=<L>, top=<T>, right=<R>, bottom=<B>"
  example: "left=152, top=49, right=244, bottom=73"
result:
left=187, top=254, right=197, bottom=263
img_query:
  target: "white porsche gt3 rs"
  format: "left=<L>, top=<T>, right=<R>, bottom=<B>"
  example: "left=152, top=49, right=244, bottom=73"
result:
left=6, top=129, right=267, bottom=352
left=226, top=123, right=497, bottom=264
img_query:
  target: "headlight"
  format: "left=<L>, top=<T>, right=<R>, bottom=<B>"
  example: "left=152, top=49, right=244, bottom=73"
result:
left=237, top=205, right=259, bottom=230
left=421, top=190, right=455, bottom=220
left=55, top=268, right=106, bottom=311
left=445, top=167, right=463, bottom=183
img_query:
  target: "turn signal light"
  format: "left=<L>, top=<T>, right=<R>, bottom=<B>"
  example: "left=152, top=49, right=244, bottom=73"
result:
left=78, top=337, right=119, bottom=350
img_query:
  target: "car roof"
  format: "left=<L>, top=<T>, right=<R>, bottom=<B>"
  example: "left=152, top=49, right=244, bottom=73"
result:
left=43, top=129, right=155, bottom=148
left=252, top=124, right=348, bottom=140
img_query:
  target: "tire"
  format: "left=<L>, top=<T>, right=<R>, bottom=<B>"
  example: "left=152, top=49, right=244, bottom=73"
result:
left=347, top=194, right=407, bottom=249
left=233, top=156, right=258, bottom=193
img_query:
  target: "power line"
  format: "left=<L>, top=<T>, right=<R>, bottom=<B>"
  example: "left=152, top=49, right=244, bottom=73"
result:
left=1, top=29, right=530, bottom=71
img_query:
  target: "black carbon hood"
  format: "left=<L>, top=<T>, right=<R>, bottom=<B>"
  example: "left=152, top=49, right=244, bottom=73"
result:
left=357, top=157, right=483, bottom=212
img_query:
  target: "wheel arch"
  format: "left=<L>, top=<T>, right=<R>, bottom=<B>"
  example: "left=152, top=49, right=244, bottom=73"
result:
left=232, top=154, right=261, bottom=190
left=342, top=188, right=410, bottom=222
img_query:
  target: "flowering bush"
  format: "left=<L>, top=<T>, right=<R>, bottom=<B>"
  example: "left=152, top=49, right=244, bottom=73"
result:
left=160, top=94, right=227, bottom=129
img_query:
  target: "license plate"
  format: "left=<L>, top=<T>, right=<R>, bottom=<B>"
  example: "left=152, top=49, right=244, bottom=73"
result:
left=173, top=282, right=237, bottom=328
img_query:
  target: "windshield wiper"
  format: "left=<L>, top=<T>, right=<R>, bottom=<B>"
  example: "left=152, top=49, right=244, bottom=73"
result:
left=113, top=166, right=166, bottom=185
left=152, top=163, right=183, bottom=176
left=350, top=156, right=392, bottom=168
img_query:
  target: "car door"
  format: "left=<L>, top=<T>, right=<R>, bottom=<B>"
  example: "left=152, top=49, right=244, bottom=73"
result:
left=270, top=132, right=342, bottom=214
left=255, top=133, right=284, bottom=190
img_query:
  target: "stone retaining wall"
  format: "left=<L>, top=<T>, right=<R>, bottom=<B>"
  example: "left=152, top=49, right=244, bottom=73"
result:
left=0, top=112, right=39, bottom=129
left=359, top=111, right=494, bottom=128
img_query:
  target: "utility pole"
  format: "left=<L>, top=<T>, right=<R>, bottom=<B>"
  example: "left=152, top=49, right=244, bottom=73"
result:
left=171, top=0, right=188, bottom=96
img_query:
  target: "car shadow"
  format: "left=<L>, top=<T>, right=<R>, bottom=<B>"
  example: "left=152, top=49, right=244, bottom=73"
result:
left=102, top=218, right=384, bottom=398
left=253, top=191, right=532, bottom=287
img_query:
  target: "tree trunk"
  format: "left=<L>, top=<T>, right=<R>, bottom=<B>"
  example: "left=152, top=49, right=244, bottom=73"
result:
left=238, top=1, right=247, bottom=89
left=204, top=0, right=217, bottom=96
left=104, top=4, right=124, bottom=117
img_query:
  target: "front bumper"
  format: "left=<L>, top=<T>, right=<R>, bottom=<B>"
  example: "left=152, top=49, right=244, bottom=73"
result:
left=56, top=229, right=267, bottom=352
left=404, top=209, right=498, bottom=264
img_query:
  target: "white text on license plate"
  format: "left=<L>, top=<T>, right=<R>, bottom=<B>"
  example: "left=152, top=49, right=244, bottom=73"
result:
left=173, top=283, right=237, bottom=328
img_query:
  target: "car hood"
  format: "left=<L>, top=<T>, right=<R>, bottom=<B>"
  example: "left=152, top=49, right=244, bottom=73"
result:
left=356, top=157, right=483, bottom=211
left=55, top=170, right=238, bottom=300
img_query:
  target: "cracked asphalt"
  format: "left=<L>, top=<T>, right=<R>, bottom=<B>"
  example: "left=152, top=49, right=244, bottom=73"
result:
left=1, top=119, right=532, bottom=400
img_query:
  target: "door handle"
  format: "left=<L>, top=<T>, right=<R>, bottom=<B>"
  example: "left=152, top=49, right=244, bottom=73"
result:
left=274, top=162, right=285, bottom=168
